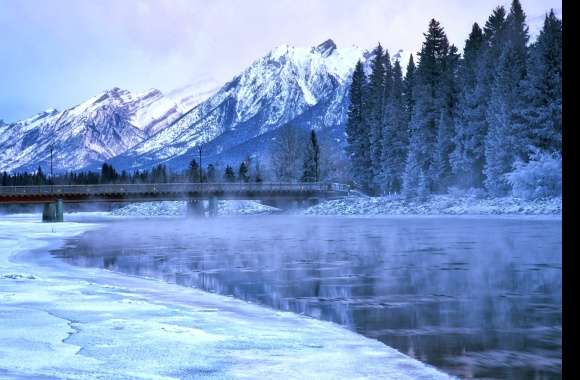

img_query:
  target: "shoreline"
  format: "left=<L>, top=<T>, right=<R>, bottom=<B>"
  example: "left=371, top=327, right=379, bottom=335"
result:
left=0, top=215, right=454, bottom=380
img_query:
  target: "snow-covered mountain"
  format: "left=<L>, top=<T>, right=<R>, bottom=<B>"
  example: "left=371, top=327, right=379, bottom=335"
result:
left=0, top=87, right=184, bottom=172
left=109, top=39, right=366, bottom=170
left=166, top=78, right=221, bottom=113
left=2, top=39, right=378, bottom=174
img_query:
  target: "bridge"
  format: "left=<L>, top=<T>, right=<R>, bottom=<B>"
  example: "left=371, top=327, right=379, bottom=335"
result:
left=0, top=182, right=350, bottom=221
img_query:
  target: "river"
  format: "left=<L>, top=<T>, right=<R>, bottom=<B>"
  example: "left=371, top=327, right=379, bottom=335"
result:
left=52, top=215, right=562, bottom=379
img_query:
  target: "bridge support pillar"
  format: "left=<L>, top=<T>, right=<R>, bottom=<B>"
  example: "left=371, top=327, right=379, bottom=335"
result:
left=186, top=200, right=205, bottom=217
left=42, top=199, right=64, bottom=222
left=208, top=197, right=218, bottom=217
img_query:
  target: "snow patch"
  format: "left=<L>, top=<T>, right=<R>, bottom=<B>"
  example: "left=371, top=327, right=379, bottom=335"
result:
left=302, top=195, right=562, bottom=216
left=110, top=200, right=280, bottom=217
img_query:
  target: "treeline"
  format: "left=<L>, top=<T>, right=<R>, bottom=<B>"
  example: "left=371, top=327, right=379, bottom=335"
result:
left=1, top=134, right=322, bottom=186
left=345, top=0, right=562, bottom=197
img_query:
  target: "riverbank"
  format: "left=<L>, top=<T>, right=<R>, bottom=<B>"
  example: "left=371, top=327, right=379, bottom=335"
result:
left=110, top=200, right=280, bottom=216
left=0, top=215, right=453, bottom=379
left=302, top=195, right=562, bottom=216
left=103, top=195, right=561, bottom=218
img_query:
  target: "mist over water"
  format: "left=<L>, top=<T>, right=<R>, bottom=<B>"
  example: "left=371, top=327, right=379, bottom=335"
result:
left=53, top=215, right=561, bottom=379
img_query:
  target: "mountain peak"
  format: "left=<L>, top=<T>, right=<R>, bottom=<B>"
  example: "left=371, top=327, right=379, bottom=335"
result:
left=312, top=39, right=337, bottom=57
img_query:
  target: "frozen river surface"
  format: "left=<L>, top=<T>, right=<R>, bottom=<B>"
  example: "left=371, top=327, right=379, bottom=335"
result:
left=0, top=215, right=454, bottom=380
left=54, top=215, right=562, bottom=379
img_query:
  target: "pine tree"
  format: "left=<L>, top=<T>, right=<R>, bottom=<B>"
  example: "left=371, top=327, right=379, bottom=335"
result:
left=515, top=9, right=562, bottom=153
left=254, top=161, right=263, bottom=183
left=224, top=165, right=236, bottom=182
left=302, top=129, right=321, bottom=182
left=432, top=44, right=460, bottom=192
left=238, top=162, right=249, bottom=182
left=188, top=159, right=200, bottom=182
left=450, top=23, right=486, bottom=188
left=484, top=0, right=529, bottom=195
left=380, top=60, right=407, bottom=193
left=403, top=19, right=449, bottom=196
left=345, top=60, right=371, bottom=192
left=403, top=55, right=416, bottom=124
left=206, top=164, right=217, bottom=182
left=367, top=44, right=387, bottom=194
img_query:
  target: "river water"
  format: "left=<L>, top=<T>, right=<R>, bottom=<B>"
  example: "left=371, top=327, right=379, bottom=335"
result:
left=52, top=215, right=562, bottom=379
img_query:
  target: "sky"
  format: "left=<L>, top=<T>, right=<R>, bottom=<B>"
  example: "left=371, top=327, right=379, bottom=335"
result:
left=0, top=0, right=561, bottom=123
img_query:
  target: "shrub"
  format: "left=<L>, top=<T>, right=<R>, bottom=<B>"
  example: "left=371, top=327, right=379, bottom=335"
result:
left=506, top=151, right=562, bottom=199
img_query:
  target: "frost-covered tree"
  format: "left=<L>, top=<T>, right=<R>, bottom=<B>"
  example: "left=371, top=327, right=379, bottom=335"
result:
left=450, top=23, right=486, bottom=188
left=345, top=61, right=371, bottom=192
left=380, top=60, right=407, bottom=193
left=515, top=9, right=562, bottom=153
left=432, top=44, right=460, bottom=192
left=403, top=19, right=450, bottom=195
left=484, top=0, right=529, bottom=195
left=506, top=150, right=561, bottom=199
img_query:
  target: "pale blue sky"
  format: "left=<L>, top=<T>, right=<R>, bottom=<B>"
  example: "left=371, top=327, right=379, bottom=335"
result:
left=0, top=0, right=561, bottom=122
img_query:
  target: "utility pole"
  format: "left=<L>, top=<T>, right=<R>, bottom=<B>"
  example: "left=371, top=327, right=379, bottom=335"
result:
left=50, top=145, right=54, bottom=191
left=198, top=145, right=203, bottom=184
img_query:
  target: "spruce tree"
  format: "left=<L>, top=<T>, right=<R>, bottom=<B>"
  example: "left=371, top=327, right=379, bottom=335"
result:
left=484, top=0, right=529, bottom=195
left=515, top=9, right=562, bottom=153
left=432, top=44, right=460, bottom=192
left=403, top=55, right=416, bottom=124
left=224, top=165, right=236, bottom=182
left=206, top=164, right=216, bottom=182
left=345, top=60, right=371, bottom=192
left=238, top=162, right=249, bottom=182
left=302, top=129, right=321, bottom=182
left=380, top=60, right=407, bottom=193
left=403, top=19, right=449, bottom=196
left=188, top=159, right=200, bottom=182
left=367, top=44, right=387, bottom=194
left=450, top=22, right=486, bottom=188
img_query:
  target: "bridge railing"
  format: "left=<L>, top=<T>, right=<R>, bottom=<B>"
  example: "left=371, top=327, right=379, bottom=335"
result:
left=0, top=182, right=350, bottom=196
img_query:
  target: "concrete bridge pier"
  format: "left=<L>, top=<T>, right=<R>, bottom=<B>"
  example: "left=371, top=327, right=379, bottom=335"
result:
left=42, top=199, right=64, bottom=222
left=208, top=197, right=219, bottom=217
left=186, top=200, right=205, bottom=217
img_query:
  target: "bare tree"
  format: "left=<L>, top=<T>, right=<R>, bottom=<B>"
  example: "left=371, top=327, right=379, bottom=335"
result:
left=268, top=124, right=306, bottom=182
left=318, top=133, right=353, bottom=183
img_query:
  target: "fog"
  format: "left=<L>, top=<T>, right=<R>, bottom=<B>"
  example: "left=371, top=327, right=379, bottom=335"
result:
left=52, top=215, right=562, bottom=379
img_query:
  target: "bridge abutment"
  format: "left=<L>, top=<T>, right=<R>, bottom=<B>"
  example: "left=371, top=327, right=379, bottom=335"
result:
left=42, top=199, right=64, bottom=222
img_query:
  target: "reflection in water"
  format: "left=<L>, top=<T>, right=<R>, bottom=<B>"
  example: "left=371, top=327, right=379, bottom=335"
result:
left=53, top=216, right=561, bottom=379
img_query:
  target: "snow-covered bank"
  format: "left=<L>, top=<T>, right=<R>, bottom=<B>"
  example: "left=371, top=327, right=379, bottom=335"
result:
left=110, top=200, right=280, bottom=217
left=0, top=216, right=453, bottom=379
left=303, top=195, right=562, bottom=216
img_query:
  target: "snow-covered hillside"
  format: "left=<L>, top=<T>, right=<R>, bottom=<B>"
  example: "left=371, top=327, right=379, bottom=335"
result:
left=166, top=78, right=221, bottom=112
left=0, top=88, right=183, bottom=173
left=110, top=39, right=366, bottom=170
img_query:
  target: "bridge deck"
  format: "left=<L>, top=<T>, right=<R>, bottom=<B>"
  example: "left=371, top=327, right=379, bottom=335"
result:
left=0, top=183, right=350, bottom=204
